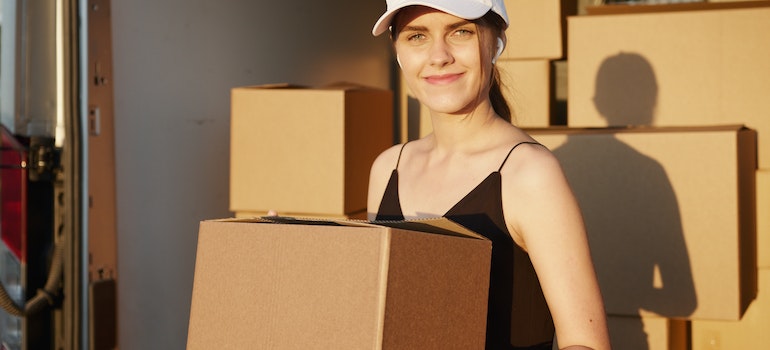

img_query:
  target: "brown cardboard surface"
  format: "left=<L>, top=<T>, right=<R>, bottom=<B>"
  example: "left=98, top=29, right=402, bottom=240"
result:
left=499, top=59, right=552, bottom=128
left=233, top=210, right=367, bottom=221
left=691, top=268, right=770, bottom=349
left=585, top=0, right=770, bottom=15
left=758, top=170, right=770, bottom=269
left=527, top=125, right=757, bottom=321
left=606, top=315, right=688, bottom=350
left=229, top=84, right=393, bottom=216
left=502, top=0, right=564, bottom=60
left=187, top=218, right=491, bottom=349
left=567, top=6, right=770, bottom=168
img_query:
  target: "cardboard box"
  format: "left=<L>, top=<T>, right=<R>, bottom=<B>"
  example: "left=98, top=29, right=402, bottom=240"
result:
left=527, top=125, right=757, bottom=320
left=498, top=59, right=553, bottom=127
left=229, top=84, right=393, bottom=217
left=607, top=315, right=688, bottom=350
left=567, top=5, right=770, bottom=168
left=187, top=217, right=492, bottom=349
left=502, top=0, right=566, bottom=60
left=691, top=268, right=770, bottom=349
left=710, top=0, right=767, bottom=2
left=585, top=0, right=770, bottom=15
left=758, top=170, right=770, bottom=269
left=399, top=59, right=552, bottom=142
left=233, top=210, right=366, bottom=221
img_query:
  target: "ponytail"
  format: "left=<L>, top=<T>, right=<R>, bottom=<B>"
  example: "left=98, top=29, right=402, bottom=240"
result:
left=489, top=66, right=512, bottom=123
left=477, top=12, right=514, bottom=124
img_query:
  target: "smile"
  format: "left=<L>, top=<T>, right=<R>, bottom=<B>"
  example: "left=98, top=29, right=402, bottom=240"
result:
left=424, top=73, right=463, bottom=85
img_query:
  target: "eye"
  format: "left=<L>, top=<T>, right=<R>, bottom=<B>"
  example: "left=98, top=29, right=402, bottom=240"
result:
left=406, top=33, right=426, bottom=42
left=449, top=27, right=476, bottom=41
left=455, top=29, right=474, bottom=36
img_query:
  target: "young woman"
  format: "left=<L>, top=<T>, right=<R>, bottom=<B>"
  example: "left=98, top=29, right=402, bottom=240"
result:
left=367, top=1, right=611, bottom=349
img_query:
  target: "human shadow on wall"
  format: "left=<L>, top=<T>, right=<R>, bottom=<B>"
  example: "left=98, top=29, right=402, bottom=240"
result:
left=551, top=53, right=697, bottom=349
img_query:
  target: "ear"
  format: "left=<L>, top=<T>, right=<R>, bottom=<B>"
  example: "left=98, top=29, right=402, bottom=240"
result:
left=493, top=37, right=505, bottom=64
left=396, top=54, right=402, bottom=68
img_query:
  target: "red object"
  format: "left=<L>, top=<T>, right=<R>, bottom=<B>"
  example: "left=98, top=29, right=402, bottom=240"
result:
left=1, top=125, right=27, bottom=262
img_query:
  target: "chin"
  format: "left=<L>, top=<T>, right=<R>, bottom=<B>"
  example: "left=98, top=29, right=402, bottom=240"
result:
left=424, top=97, right=478, bottom=115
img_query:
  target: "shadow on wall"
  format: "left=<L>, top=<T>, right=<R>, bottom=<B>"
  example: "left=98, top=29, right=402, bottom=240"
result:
left=552, top=53, right=697, bottom=349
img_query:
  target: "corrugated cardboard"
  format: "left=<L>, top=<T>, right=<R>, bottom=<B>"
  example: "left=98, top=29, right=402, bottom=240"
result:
left=567, top=5, right=770, bottom=168
left=607, top=315, right=688, bottom=350
left=187, top=217, right=492, bottom=349
left=527, top=125, right=757, bottom=321
left=502, top=0, right=565, bottom=60
left=229, top=84, right=393, bottom=217
left=759, top=170, right=770, bottom=269
left=691, top=268, right=770, bottom=349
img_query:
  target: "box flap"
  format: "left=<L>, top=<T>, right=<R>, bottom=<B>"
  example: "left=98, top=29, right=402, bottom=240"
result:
left=373, top=218, right=487, bottom=240
left=233, top=82, right=385, bottom=92
left=321, top=81, right=385, bottom=91
left=206, top=216, right=487, bottom=240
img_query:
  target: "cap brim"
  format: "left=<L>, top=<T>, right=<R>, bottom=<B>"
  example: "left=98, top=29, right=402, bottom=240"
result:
left=372, top=0, right=491, bottom=36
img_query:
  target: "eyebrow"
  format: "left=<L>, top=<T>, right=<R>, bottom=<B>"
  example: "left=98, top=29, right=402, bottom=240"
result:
left=400, top=19, right=473, bottom=33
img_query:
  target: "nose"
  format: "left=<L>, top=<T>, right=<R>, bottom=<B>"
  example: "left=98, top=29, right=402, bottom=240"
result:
left=429, top=38, right=453, bottom=67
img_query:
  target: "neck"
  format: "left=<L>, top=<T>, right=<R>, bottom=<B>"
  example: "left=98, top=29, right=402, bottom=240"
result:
left=427, top=101, right=501, bottom=153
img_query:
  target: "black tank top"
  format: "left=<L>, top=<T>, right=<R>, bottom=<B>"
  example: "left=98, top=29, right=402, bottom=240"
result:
left=375, top=141, right=554, bottom=350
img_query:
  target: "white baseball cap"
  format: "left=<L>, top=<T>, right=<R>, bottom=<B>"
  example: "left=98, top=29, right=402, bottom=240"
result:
left=372, top=0, right=509, bottom=36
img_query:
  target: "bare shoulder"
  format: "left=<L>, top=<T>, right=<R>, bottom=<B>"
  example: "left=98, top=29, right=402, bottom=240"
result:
left=503, top=141, right=564, bottom=184
left=370, top=143, right=404, bottom=176
left=499, top=141, right=575, bottom=246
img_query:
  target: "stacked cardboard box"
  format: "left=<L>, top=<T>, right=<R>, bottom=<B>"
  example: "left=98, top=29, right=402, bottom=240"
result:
left=229, top=83, right=393, bottom=220
left=398, top=0, right=573, bottom=141
left=528, top=126, right=757, bottom=350
left=568, top=2, right=770, bottom=167
left=689, top=170, right=770, bottom=348
left=606, top=315, right=688, bottom=350
left=527, top=127, right=758, bottom=319
left=566, top=2, right=769, bottom=348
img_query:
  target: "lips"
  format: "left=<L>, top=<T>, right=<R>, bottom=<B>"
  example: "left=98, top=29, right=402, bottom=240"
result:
left=424, top=73, right=464, bottom=85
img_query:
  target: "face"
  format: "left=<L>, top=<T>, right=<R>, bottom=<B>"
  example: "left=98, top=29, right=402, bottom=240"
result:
left=393, top=6, right=496, bottom=116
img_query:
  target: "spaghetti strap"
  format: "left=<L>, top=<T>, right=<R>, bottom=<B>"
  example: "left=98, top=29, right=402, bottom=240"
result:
left=498, top=141, right=541, bottom=172
left=395, top=142, right=409, bottom=170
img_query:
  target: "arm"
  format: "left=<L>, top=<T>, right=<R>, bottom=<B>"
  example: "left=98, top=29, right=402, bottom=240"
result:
left=503, top=147, right=611, bottom=350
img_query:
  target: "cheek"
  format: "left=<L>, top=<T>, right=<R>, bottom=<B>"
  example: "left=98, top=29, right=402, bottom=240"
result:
left=395, top=51, right=421, bottom=74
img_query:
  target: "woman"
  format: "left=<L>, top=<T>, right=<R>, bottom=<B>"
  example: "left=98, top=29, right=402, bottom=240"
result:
left=367, top=0, right=611, bottom=349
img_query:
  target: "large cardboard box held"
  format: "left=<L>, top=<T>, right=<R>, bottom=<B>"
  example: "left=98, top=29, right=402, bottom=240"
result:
left=230, top=84, right=393, bottom=218
left=567, top=4, right=770, bottom=168
left=527, top=125, right=757, bottom=321
left=187, top=217, right=492, bottom=349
